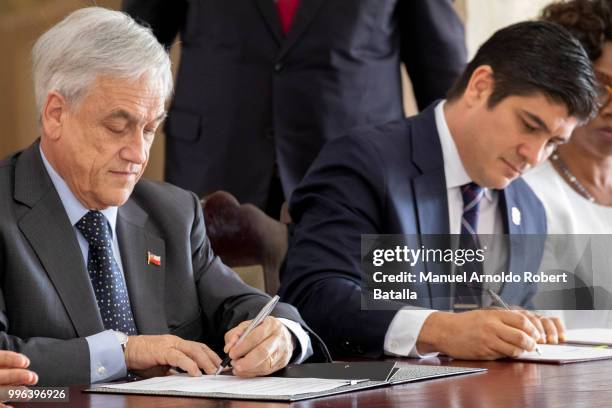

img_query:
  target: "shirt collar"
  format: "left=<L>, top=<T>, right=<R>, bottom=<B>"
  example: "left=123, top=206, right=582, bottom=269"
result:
left=434, top=100, right=493, bottom=202
left=39, top=146, right=118, bottom=236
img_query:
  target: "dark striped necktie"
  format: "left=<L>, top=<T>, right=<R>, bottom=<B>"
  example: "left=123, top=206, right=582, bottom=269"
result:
left=454, top=182, right=485, bottom=311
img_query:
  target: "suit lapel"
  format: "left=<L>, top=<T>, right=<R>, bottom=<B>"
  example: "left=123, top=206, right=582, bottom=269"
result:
left=412, top=171, right=449, bottom=235
left=410, top=104, right=449, bottom=235
left=412, top=172, right=451, bottom=310
left=254, top=0, right=284, bottom=45
left=498, top=186, right=526, bottom=302
left=277, top=0, right=326, bottom=59
left=117, top=201, right=168, bottom=334
left=15, top=143, right=103, bottom=337
left=410, top=105, right=452, bottom=309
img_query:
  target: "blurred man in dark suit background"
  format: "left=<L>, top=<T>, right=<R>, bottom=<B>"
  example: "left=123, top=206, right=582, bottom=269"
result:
left=123, top=0, right=467, bottom=216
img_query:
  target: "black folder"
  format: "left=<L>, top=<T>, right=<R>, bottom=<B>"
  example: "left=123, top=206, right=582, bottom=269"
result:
left=276, top=361, right=398, bottom=381
left=86, top=362, right=486, bottom=402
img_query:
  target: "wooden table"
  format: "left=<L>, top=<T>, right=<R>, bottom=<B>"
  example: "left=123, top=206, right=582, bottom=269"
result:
left=12, top=357, right=612, bottom=407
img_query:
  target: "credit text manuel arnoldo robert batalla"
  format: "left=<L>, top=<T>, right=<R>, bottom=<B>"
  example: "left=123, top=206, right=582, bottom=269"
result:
left=367, top=245, right=568, bottom=301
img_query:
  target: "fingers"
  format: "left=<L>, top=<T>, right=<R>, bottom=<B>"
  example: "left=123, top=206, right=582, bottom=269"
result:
left=231, top=323, right=293, bottom=377
left=519, top=311, right=545, bottom=343
left=224, top=321, right=251, bottom=353
left=495, top=326, right=537, bottom=357
left=231, top=335, right=290, bottom=377
left=200, top=344, right=223, bottom=372
left=0, top=352, right=37, bottom=386
left=0, top=352, right=29, bottom=370
left=227, top=317, right=281, bottom=360
left=466, top=310, right=536, bottom=359
left=498, top=310, right=540, bottom=341
left=175, top=341, right=222, bottom=375
left=127, top=335, right=223, bottom=377
left=552, top=317, right=566, bottom=342
left=0, top=369, right=38, bottom=386
left=539, top=317, right=560, bottom=344
left=508, top=312, right=566, bottom=345
left=162, top=347, right=201, bottom=377
left=486, top=338, right=524, bottom=359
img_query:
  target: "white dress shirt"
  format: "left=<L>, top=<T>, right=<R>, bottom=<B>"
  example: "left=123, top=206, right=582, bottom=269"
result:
left=384, top=100, right=504, bottom=357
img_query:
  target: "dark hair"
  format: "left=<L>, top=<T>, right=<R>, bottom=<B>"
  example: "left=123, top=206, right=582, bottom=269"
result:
left=446, top=21, right=600, bottom=121
left=541, top=0, right=612, bottom=61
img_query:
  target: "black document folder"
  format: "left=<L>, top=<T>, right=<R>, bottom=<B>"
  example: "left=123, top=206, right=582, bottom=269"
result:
left=86, top=362, right=486, bottom=402
left=277, top=361, right=398, bottom=381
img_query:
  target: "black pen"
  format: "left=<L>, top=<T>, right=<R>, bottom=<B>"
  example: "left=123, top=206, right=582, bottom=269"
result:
left=487, top=288, right=542, bottom=355
left=215, top=295, right=280, bottom=375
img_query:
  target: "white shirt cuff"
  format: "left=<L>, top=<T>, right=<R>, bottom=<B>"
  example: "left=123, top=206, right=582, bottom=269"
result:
left=85, top=330, right=127, bottom=383
left=276, top=318, right=313, bottom=363
left=384, top=308, right=439, bottom=358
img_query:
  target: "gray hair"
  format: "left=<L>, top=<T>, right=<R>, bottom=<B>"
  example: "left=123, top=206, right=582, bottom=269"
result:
left=32, top=7, right=173, bottom=116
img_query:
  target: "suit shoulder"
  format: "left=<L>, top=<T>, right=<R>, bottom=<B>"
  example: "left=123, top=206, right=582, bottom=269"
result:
left=131, top=178, right=199, bottom=215
left=325, top=118, right=415, bottom=159
left=0, top=158, right=12, bottom=169
left=347, top=118, right=413, bottom=144
left=294, top=118, right=417, bottom=209
left=0, top=150, right=20, bottom=171
left=0, top=151, right=22, bottom=187
left=304, top=117, right=422, bottom=189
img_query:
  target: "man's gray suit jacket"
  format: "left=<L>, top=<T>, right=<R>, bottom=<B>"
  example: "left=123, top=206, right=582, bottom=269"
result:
left=0, top=141, right=329, bottom=385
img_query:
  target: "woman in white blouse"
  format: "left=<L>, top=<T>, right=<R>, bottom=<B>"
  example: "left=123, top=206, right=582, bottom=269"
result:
left=525, top=0, right=612, bottom=328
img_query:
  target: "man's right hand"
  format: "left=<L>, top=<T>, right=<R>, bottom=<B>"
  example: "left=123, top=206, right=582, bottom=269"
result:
left=125, top=335, right=222, bottom=377
left=416, top=310, right=542, bottom=360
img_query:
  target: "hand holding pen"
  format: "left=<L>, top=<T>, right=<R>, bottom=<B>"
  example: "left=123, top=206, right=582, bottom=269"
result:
left=216, top=295, right=295, bottom=376
left=487, top=289, right=543, bottom=355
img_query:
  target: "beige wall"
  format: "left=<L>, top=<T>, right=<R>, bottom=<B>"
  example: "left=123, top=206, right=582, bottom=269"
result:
left=0, top=1, right=120, bottom=158
left=465, top=0, right=555, bottom=58
left=0, top=0, right=172, bottom=180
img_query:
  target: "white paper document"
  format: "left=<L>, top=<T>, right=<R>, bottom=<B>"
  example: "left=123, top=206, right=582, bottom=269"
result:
left=565, top=328, right=612, bottom=346
left=515, top=344, right=612, bottom=363
left=102, top=374, right=354, bottom=396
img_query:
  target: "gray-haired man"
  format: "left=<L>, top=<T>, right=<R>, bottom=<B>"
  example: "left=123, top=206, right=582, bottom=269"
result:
left=0, top=7, right=328, bottom=386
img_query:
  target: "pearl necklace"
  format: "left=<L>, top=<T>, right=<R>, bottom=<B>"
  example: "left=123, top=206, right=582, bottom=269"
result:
left=550, top=153, right=595, bottom=203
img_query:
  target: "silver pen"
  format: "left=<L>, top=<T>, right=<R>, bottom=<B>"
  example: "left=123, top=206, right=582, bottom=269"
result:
left=486, top=289, right=542, bottom=355
left=215, top=295, right=281, bottom=375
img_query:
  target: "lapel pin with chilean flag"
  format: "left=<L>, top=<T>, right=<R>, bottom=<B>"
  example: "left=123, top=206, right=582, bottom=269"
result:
left=147, top=251, right=161, bottom=266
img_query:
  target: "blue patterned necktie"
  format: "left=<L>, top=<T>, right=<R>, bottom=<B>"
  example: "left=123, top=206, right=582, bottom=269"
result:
left=454, top=182, right=485, bottom=311
left=460, top=182, right=484, bottom=236
left=76, top=210, right=137, bottom=335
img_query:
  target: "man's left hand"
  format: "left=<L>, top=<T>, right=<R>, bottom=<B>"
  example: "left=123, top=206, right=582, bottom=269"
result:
left=224, top=316, right=294, bottom=377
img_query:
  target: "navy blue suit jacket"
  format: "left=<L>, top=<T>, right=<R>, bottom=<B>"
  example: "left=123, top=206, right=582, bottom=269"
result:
left=278, top=103, right=547, bottom=357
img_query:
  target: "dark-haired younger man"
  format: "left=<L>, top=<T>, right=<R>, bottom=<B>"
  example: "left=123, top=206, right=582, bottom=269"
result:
left=279, top=21, right=600, bottom=360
